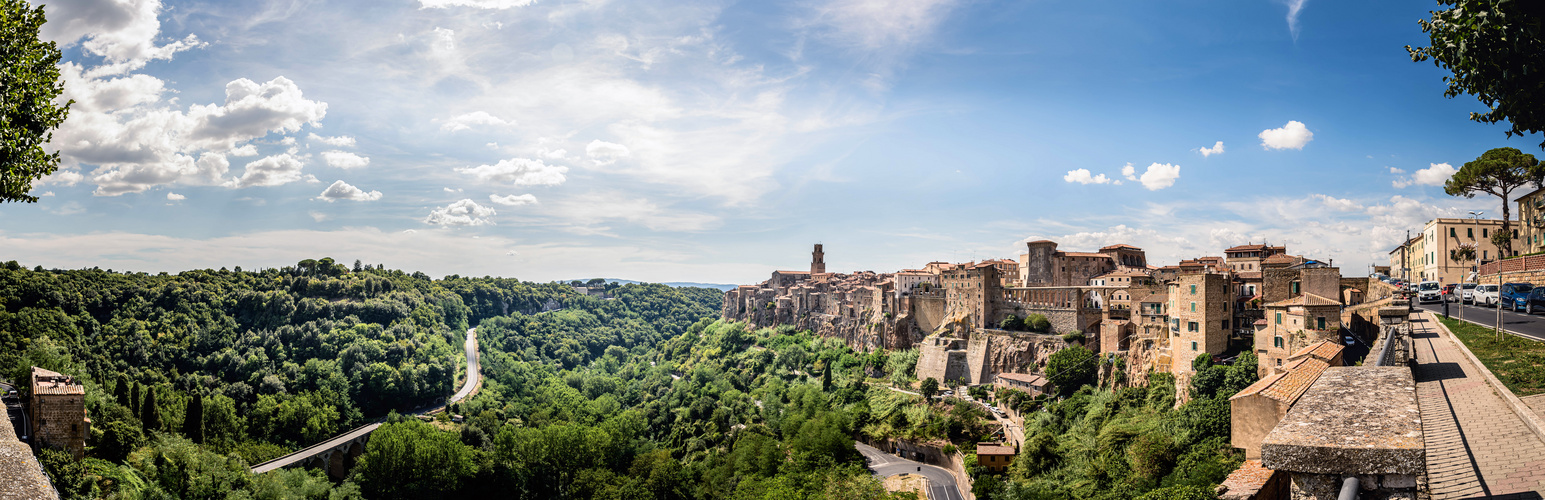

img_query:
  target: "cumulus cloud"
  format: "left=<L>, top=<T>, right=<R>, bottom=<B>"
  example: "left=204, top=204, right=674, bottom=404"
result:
left=1312, top=194, right=1363, bottom=211
left=321, top=151, right=370, bottom=169
left=1121, top=163, right=1137, bottom=181
left=38, top=0, right=204, bottom=75
left=1258, top=121, right=1313, bottom=150
left=1063, top=168, right=1112, bottom=185
left=316, top=180, right=382, bottom=202
left=166, top=192, right=185, bottom=201
left=229, top=144, right=258, bottom=156
left=419, top=0, right=536, bottom=9
left=226, top=154, right=316, bottom=189
left=1393, top=162, right=1457, bottom=188
left=455, top=158, right=568, bottom=186
left=489, top=193, right=538, bottom=206
left=585, top=140, right=630, bottom=166
left=1197, top=141, right=1225, bottom=157
left=439, top=111, right=514, bottom=132
left=38, top=170, right=85, bottom=186
left=308, top=133, right=355, bottom=147
left=1138, top=163, right=1181, bottom=191
left=426, top=199, right=497, bottom=226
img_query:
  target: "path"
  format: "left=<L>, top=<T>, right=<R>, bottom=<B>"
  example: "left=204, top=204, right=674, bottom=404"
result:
left=857, top=442, right=965, bottom=500
left=252, top=327, right=480, bottom=474
left=1410, top=312, right=1545, bottom=499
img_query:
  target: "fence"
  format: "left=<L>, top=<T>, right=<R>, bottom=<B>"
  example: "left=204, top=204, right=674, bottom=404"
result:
left=1478, top=254, right=1545, bottom=276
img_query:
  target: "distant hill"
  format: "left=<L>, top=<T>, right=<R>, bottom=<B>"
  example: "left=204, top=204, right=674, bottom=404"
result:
left=559, top=278, right=737, bottom=291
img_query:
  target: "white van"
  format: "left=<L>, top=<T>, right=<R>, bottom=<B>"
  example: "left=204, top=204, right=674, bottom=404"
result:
left=1417, top=281, right=1442, bottom=303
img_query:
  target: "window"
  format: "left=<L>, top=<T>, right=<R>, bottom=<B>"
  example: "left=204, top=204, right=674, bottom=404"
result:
left=1190, top=284, right=1197, bottom=294
left=1276, top=358, right=1282, bottom=366
left=1469, top=228, right=1474, bottom=238
left=1188, top=321, right=1198, bottom=332
left=1274, top=336, right=1283, bottom=348
left=1192, top=341, right=1198, bottom=351
left=1291, top=282, right=1300, bottom=294
left=1451, top=228, right=1457, bottom=237
left=1276, top=312, right=1282, bottom=324
left=1484, top=228, right=1489, bottom=237
left=1222, top=320, right=1229, bottom=329
left=1316, top=317, right=1326, bottom=330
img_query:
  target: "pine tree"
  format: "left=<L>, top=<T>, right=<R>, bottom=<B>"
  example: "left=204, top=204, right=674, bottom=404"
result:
left=182, top=395, right=204, bottom=443
left=141, top=386, right=160, bottom=432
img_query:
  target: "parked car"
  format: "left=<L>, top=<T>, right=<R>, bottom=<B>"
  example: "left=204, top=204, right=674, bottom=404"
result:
left=1417, top=281, right=1442, bottom=303
left=1475, top=284, right=1500, bottom=306
left=1522, top=288, right=1545, bottom=314
left=1504, top=283, right=1537, bottom=311
left=1460, top=283, right=1479, bottom=303
left=1441, top=283, right=1458, bottom=301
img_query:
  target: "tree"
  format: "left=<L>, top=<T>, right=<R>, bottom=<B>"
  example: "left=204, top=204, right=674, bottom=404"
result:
left=1443, top=147, right=1542, bottom=256
left=0, top=0, right=72, bottom=203
left=352, top=420, right=475, bottom=499
left=822, top=366, right=834, bottom=392
left=1046, top=345, right=1097, bottom=395
left=920, top=377, right=939, bottom=399
left=999, top=315, right=1024, bottom=331
left=181, top=395, right=204, bottom=444
left=141, top=386, right=161, bottom=432
left=1406, top=1, right=1545, bottom=149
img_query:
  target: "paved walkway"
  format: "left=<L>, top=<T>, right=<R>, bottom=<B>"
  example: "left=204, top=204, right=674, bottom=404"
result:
left=1411, top=312, right=1545, bottom=499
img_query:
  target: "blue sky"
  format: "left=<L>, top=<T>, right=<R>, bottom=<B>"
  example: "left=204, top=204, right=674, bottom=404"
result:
left=2, top=0, right=1539, bottom=284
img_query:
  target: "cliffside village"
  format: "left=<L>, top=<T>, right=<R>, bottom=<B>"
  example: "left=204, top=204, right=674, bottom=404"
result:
left=722, top=241, right=1397, bottom=412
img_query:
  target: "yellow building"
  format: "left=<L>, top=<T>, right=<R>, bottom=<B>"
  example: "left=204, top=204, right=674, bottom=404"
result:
left=1518, top=187, right=1545, bottom=255
left=1418, top=218, right=1513, bottom=284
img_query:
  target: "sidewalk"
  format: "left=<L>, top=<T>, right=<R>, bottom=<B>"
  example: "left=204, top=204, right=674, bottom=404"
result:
left=1410, top=311, right=1545, bottom=499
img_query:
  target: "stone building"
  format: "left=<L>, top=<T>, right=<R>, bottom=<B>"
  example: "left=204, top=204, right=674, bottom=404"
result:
left=29, top=367, right=87, bottom=460
left=1167, top=272, right=1231, bottom=376
left=1253, top=294, right=1343, bottom=376
left=811, top=244, right=826, bottom=274
left=1224, top=244, right=1287, bottom=273
left=893, top=270, right=939, bottom=298
left=976, top=443, right=1017, bottom=473
left=1018, top=240, right=1148, bottom=287
left=1228, top=354, right=1333, bottom=459
left=1417, top=217, right=1512, bottom=284
left=941, top=263, right=1000, bottom=330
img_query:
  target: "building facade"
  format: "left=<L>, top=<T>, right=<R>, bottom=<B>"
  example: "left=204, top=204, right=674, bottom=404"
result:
left=1521, top=187, right=1545, bottom=255
left=1168, top=272, right=1231, bottom=376
left=29, top=367, right=87, bottom=460
left=1417, top=218, right=1512, bottom=284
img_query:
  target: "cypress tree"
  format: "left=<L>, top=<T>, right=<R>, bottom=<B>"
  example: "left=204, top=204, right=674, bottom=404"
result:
left=182, top=396, right=204, bottom=443
left=822, top=366, right=833, bottom=392
left=114, top=379, right=130, bottom=408
left=141, top=386, right=160, bottom=432
left=129, top=382, right=141, bottom=415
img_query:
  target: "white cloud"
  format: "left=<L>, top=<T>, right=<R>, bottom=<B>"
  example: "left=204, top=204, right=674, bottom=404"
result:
left=38, top=0, right=205, bottom=76
left=1197, top=141, right=1225, bottom=157
left=37, top=191, right=55, bottom=197
left=443, top=187, right=462, bottom=193
left=308, top=133, right=356, bottom=147
left=165, top=192, right=185, bottom=201
left=1258, top=121, right=1313, bottom=150
left=1312, top=194, right=1363, bottom=211
left=1279, top=0, right=1309, bottom=40
left=316, top=180, right=382, bottom=202
left=809, top=0, right=961, bottom=50
left=439, top=111, right=514, bottom=132
left=543, top=193, right=719, bottom=232
left=321, top=151, right=371, bottom=169
left=455, top=158, right=568, bottom=186
left=1138, top=163, right=1181, bottom=191
left=489, top=193, right=538, bottom=206
left=426, top=199, right=497, bottom=226
left=1388, top=167, right=1406, bottom=175
left=418, top=0, right=536, bottom=9
left=585, top=140, right=630, bottom=166
left=1393, top=162, right=1457, bottom=189
left=309, top=211, right=329, bottom=222
left=38, top=170, right=85, bottom=186
left=1062, top=168, right=1111, bottom=185
left=229, top=144, right=258, bottom=157
left=225, top=154, right=316, bottom=189
left=1121, top=163, right=1137, bottom=181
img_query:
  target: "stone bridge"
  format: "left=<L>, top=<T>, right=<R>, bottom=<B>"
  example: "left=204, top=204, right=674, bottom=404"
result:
left=249, top=328, right=479, bottom=478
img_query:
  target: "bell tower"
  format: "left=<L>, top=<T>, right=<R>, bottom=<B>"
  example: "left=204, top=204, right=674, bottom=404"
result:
left=811, top=244, right=825, bottom=274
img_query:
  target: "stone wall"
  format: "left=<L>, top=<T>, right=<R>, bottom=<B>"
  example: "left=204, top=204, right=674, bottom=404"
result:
left=912, top=295, right=946, bottom=334
left=916, top=337, right=969, bottom=384
left=1479, top=268, right=1545, bottom=288
left=32, top=393, right=86, bottom=459
left=0, top=402, right=57, bottom=499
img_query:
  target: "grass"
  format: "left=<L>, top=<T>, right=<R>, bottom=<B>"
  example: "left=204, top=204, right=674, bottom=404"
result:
left=1436, top=316, right=1545, bottom=397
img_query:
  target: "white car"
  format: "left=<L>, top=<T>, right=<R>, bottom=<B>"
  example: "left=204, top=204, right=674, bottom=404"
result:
left=1460, top=283, right=1478, bottom=303
left=1417, top=281, right=1442, bottom=303
left=1474, top=284, right=1500, bottom=306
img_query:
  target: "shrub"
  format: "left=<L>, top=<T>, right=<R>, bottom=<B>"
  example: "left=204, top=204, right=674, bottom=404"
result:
left=1026, top=314, right=1052, bottom=333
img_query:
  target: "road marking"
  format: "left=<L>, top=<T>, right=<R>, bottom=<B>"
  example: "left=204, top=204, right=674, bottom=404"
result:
left=1419, top=303, right=1545, bottom=342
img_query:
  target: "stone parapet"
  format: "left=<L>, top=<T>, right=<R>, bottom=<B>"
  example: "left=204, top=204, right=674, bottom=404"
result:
left=1261, top=366, right=1423, bottom=500
left=0, top=401, right=58, bottom=500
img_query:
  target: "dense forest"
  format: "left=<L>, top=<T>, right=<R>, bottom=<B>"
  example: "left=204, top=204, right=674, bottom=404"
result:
left=2, top=259, right=1246, bottom=499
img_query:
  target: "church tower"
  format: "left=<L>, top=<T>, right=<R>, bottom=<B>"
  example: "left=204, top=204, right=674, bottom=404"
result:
left=811, top=244, right=825, bottom=274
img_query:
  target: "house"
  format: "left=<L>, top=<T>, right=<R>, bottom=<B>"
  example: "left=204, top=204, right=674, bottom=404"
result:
left=1227, top=357, right=1333, bottom=459
left=976, top=442, right=1018, bottom=473
left=994, top=373, right=1049, bottom=395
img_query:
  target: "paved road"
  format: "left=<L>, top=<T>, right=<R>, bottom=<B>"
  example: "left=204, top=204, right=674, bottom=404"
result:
left=1414, top=300, right=1545, bottom=342
left=1409, top=311, right=1545, bottom=498
left=449, top=328, right=480, bottom=404
left=857, top=442, right=964, bottom=500
left=252, top=327, right=480, bottom=474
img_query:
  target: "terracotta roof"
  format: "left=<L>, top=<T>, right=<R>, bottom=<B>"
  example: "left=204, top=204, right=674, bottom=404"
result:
left=31, top=366, right=83, bottom=395
left=1265, top=293, right=1341, bottom=308
left=1262, top=254, right=1300, bottom=264
left=1253, top=319, right=1268, bottom=326
left=1291, top=340, right=1345, bottom=362
left=996, top=373, right=1046, bottom=385
left=1231, top=358, right=1330, bottom=404
left=1158, top=265, right=1180, bottom=270
left=1100, top=243, right=1142, bottom=251
left=1235, top=271, right=1262, bottom=280
left=1063, top=252, right=1113, bottom=258
left=1219, top=460, right=1278, bottom=497
left=976, top=443, right=1016, bottom=455
left=1226, top=244, right=1268, bottom=251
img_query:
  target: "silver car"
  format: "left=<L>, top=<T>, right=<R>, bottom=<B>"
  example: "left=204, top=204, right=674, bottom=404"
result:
left=1460, top=283, right=1478, bottom=303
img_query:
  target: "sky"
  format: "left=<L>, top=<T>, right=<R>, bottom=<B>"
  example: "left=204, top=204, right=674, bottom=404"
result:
left=2, top=0, right=1540, bottom=285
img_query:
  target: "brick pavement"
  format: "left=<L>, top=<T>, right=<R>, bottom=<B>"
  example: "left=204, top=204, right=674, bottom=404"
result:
left=1411, top=312, right=1545, bottom=499
left=1523, top=394, right=1545, bottom=422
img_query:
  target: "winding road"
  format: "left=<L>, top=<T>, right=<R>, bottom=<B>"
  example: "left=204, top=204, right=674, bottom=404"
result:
left=251, top=327, right=480, bottom=474
left=857, top=441, right=965, bottom=500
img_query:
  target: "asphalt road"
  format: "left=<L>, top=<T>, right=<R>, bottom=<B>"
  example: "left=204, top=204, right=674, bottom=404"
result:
left=1414, top=300, right=1545, bottom=342
left=857, top=441, right=965, bottom=500
left=449, top=327, right=480, bottom=404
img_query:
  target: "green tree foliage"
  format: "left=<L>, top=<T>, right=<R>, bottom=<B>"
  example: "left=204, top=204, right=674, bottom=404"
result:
left=999, top=315, right=1025, bottom=331
left=1407, top=1, right=1545, bottom=149
left=1026, top=313, right=1052, bottom=333
left=1046, top=345, right=1098, bottom=395
left=141, top=386, right=162, bottom=432
left=352, top=419, right=475, bottom=499
left=1443, top=147, right=1543, bottom=256
left=182, top=395, right=205, bottom=444
left=920, top=377, right=939, bottom=399
left=0, top=0, right=71, bottom=203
